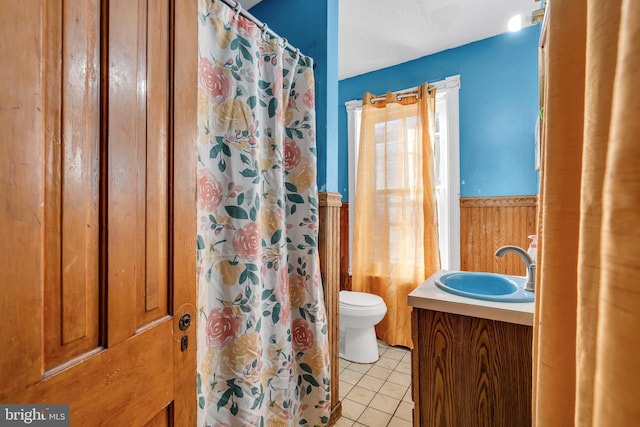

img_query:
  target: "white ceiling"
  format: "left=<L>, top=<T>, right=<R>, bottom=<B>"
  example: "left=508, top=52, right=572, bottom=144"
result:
left=240, top=0, right=542, bottom=80
left=338, top=0, right=541, bottom=79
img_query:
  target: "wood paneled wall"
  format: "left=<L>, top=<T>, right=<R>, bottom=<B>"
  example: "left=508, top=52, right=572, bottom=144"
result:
left=318, top=192, right=342, bottom=425
left=460, top=196, right=538, bottom=276
left=339, top=196, right=538, bottom=288
left=339, top=203, right=351, bottom=291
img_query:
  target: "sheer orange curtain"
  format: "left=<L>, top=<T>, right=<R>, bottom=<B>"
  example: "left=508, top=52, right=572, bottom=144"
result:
left=535, top=0, right=640, bottom=425
left=352, top=83, right=439, bottom=348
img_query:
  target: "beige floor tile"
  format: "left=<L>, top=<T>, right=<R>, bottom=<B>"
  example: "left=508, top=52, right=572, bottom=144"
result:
left=338, top=339, right=414, bottom=426
left=379, top=381, right=408, bottom=399
left=348, top=362, right=372, bottom=374
left=377, top=339, right=390, bottom=349
left=367, top=365, right=392, bottom=380
left=395, top=401, right=413, bottom=421
left=375, top=356, right=400, bottom=370
left=384, top=348, right=406, bottom=360
left=357, top=407, right=392, bottom=427
left=357, top=375, right=385, bottom=392
left=346, top=386, right=376, bottom=406
left=333, top=416, right=354, bottom=427
left=369, top=393, right=400, bottom=415
left=387, top=416, right=413, bottom=426
left=339, top=380, right=354, bottom=399
left=339, top=358, right=352, bottom=370
left=342, top=399, right=366, bottom=421
left=387, top=371, right=411, bottom=387
left=341, top=368, right=365, bottom=385
left=395, top=361, right=411, bottom=374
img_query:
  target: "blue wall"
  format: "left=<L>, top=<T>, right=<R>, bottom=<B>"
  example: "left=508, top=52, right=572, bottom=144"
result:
left=251, top=0, right=339, bottom=193
left=338, top=24, right=541, bottom=200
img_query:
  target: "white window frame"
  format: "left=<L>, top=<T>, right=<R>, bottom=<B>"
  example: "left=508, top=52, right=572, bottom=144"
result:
left=346, top=75, right=461, bottom=273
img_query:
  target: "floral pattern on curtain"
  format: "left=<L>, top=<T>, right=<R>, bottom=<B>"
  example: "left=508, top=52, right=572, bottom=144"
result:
left=196, top=1, right=330, bottom=425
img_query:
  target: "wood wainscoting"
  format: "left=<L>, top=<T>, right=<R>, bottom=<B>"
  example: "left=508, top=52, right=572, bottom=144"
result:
left=339, top=196, right=538, bottom=289
left=318, top=192, right=342, bottom=425
left=339, top=203, right=351, bottom=291
left=460, top=196, right=538, bottom=276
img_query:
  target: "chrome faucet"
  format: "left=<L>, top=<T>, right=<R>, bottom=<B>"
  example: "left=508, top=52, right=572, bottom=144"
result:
left=495, top=245, right=536, bottom=292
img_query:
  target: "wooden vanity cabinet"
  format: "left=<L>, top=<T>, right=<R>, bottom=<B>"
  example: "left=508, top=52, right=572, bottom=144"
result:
left=411, top=308, right=533, bottom=427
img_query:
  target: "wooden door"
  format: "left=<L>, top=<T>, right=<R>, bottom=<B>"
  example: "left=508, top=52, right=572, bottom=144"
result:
left=0, top=0, right=197, bottom=425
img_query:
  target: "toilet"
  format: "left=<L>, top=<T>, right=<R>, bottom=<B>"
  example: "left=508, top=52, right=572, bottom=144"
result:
left=339, top=290, right=387, bottom=364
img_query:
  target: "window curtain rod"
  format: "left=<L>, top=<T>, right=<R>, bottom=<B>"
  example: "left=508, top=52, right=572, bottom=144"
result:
left=218, top=0, right=314, bottom=66
left=369, top=86, right=434, bottom=104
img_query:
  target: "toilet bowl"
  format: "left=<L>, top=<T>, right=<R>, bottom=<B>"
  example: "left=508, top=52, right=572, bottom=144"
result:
left=339, top=290, right=387, bottom=363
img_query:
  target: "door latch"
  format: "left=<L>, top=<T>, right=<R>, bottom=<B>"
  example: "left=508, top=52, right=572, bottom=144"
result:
left=180, top=335, right=188, bottom=352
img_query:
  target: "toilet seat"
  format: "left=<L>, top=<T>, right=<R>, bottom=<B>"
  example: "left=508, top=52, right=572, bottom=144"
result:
left=339, top=291, right=384, bottom=308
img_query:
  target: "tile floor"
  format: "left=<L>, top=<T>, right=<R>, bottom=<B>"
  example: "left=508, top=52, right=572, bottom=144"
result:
left=335, top=340, right=413, bottom=427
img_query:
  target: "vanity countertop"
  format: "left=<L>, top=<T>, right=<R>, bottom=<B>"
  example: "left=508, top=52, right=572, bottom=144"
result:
left=408, top=269, right=535, bottom=326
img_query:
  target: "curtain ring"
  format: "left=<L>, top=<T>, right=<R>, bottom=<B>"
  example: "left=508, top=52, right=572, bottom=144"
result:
left=233, top=1, right=241, bottom=18
left=260, top=22, right=269, bottom=40
left=281, top=37, right=288, bottom=49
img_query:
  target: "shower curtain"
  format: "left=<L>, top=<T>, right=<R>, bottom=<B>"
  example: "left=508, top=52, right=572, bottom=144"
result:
left=196, top=1, right=330, bottom=425
left=534, top=0, right=640, bottom=425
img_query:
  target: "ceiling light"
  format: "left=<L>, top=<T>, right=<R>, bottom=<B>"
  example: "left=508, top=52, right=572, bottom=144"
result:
left=508, top=14, right=522, bottom=32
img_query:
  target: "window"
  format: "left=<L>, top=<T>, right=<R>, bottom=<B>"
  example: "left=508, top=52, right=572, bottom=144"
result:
left=346, top=75, right=460, bottom=273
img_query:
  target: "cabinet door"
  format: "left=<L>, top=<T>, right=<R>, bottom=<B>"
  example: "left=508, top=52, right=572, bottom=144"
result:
left=0, top=1, right=197, bottom=425
left=412, top=309, right=533, bottom=427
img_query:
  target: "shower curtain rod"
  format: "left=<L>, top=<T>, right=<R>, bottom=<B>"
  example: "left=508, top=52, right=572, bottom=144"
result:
left=218, top=0, right=313, bottom=63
